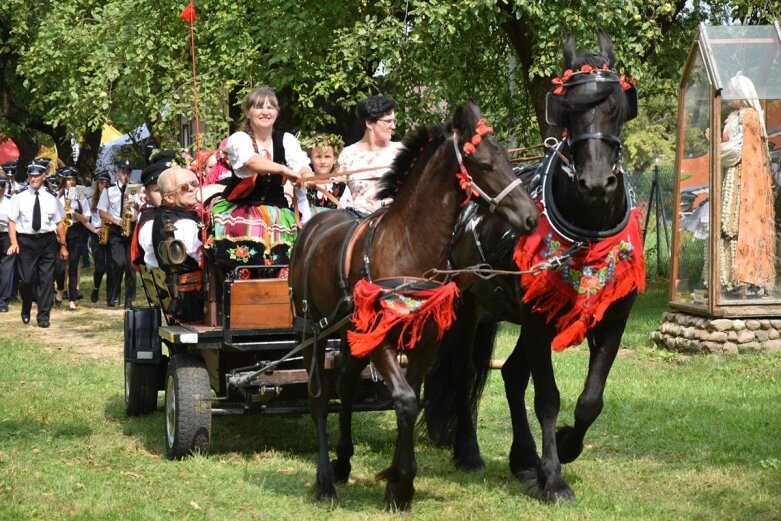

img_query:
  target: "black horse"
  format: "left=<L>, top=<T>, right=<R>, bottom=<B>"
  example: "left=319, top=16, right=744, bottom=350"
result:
left=424, top=32, right=643, bottom=503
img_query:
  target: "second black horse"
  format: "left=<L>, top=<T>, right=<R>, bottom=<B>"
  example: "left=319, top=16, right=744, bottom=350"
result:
left=424, top=31, right=644, bottom=503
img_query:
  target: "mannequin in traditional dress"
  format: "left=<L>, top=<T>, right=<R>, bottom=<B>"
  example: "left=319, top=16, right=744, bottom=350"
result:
left=718, top=72, right=775, bottom=297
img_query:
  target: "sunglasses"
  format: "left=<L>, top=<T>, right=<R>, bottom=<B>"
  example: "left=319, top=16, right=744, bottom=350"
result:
left=167, top=179, right=199, bottom=194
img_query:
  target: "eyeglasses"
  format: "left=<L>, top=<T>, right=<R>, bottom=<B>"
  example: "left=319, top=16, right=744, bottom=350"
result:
left=377, top=118, right=397, bottom=127
left=168, top=180, right=199, bottom=194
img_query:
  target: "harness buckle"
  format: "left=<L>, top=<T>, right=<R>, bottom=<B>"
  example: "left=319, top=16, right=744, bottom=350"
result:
left=301, top=299, right=308, bottom=313
left=318, top=317, right=329, bottom=330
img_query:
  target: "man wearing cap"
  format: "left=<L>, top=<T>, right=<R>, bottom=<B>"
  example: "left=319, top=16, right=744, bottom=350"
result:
left=89, top=170, right=114, bottom=304
left=0, top=178, right=15, bottom=312
left=6, top=161, right=67, bottom=327
left=2, top=161, right=23, bottom=194
left=132, top=150, right=175, bottom=270
left=97, top=160, right=137, bottom=307
left=152, top=166, right=204, bottom=322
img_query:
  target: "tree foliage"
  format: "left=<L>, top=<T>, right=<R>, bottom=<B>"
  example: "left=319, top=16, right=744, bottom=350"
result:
left=2, top=0, right=780, bottom=171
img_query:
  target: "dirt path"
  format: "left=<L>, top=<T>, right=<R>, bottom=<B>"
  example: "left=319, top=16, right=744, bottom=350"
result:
left=0, top=299, right=124, bottom=360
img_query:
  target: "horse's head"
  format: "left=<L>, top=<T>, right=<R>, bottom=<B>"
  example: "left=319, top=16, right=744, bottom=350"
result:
left=453, top=102, right=539, bottom=235
left=547, top=31, right=637, bottom=206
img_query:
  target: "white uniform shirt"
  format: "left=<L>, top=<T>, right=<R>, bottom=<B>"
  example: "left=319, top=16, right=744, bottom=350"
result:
left=60, top=193, right=92, bottom=223
left=8, top=186, right=64, bottom=234
left=137, top=219, right=159, bottom=268
left=0, top=196, right=10, bottom=233
left=97, top=182, right=126, bottom=221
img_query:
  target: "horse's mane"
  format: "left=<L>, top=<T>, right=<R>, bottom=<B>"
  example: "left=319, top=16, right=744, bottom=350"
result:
left=376, top=124, right=449, bottom=200
left=561, top=51, right=628, bottom=124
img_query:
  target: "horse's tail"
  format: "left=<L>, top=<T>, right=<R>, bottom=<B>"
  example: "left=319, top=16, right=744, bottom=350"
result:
left=422, top=311, right=498, bottom=447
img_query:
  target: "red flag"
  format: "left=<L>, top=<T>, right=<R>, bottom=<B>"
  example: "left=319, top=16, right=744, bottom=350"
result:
left=180, top=1, right=196, bottom=23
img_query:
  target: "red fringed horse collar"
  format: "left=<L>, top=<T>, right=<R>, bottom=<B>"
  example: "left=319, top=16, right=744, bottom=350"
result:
left=513, top=203, right=645, bottom=351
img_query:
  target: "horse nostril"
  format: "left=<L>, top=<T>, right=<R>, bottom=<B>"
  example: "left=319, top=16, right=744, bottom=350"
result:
left=578, top=179, right=588, bottom=192
left=605, top=175, right=617, bottom=189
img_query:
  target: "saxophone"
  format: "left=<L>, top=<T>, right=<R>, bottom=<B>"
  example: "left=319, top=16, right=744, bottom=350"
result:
left=62, top=193, right=73, bottom=230
left=99, top=220, right=111, bottom=245
left=121, top=184, right=142, bottom=238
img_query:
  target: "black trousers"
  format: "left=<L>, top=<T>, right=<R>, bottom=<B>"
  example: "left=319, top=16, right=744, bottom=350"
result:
left=109, top=225, right=136, bottom=305
left=0, top=233, right=15, bottom=305
left=55, top=225, right=86, bottom=301
left=89, top=234, right=114, bottom=300
left=17, top=232, right=58, bottom=321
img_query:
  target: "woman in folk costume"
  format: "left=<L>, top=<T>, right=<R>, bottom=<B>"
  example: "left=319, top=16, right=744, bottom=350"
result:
left=719, top=72, right=775, bottom=297
left=209, top=86, right=311, bottom=267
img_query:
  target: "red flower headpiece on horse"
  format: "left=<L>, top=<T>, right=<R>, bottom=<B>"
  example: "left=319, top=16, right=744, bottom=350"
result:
left=456, top=118, right=495, bottom=206
left=551, top=63, right=635, bottom=96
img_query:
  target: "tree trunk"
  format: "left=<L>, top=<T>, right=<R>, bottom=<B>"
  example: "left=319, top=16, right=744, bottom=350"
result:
left=76, top=126, right=102, bottom=177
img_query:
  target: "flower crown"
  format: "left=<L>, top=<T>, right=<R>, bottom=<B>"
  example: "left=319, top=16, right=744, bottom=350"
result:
left=551, top=63, right=636, bottom=95
left=300, top=133, right=345, bottom=155
left=148, top=148, right=193, bottom=169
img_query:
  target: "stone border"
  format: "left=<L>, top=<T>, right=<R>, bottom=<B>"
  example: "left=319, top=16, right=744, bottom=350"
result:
left=650, top=312, right=781, bottom=354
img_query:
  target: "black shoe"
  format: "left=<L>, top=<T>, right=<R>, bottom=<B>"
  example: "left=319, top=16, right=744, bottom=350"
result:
left=21, top=313, right=30, bottom=325
left=108, top=299, right=119, bottom=307
left=124, top=301, right=133, bottom=309
left=91, top=289, right=99, bottom=303
left=0, top=303, right=8, bottom=312
left=54, top=298, right=63, bottom=308
left=38, top=320, right=50, bottom=328
left=75, top=291, right=83, bottom=300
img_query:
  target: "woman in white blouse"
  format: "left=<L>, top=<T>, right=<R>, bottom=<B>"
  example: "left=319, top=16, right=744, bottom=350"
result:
left=338, top=95, right=403, bottom=214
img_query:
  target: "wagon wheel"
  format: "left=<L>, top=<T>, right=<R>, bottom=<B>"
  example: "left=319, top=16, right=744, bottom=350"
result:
left=164, top=353, right=212, bottom=460
left=124, top=361, right=158, bottom=416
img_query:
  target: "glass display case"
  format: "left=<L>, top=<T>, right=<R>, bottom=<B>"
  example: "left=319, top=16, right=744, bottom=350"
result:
left=671, top=23, right=781, bottom=316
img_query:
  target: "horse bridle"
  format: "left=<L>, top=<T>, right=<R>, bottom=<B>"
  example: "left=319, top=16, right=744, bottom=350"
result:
left=451, top=133, right=524, bottom=213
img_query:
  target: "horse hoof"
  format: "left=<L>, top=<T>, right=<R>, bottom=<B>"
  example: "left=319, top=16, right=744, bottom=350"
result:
left=540, top=479, right=575, bottom=504
left=512, top=467, right=540, bottom=495
left=384, top=482, right=414, bottom=512
left=454, top=454, right=485, bottom=472
left=311, top=479, right=337, bottom=503
left=331, top=458, right=351, bottom=483
left=556, top=426, right=584, bottom=464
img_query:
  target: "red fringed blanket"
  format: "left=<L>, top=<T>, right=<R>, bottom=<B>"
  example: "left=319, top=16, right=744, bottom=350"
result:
left=513, top=207, right=646, bottom=351
left=348, top=278, right=460, bottom=358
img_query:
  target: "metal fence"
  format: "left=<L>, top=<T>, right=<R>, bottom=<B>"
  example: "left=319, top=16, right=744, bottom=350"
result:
left=626, top=166, right=676, bottom=277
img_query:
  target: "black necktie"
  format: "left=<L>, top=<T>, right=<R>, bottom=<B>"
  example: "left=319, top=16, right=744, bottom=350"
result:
left=119, top=183, right=126, bottom=218
left=32, top=191, right=41, bottom=232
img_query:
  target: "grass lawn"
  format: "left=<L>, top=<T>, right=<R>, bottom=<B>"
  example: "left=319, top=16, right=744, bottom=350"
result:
left=0, top=277, right=779, bottom=520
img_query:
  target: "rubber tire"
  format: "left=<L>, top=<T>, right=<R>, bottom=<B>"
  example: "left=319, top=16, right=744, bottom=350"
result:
left=125, top=361, right=159, bottom=416
left=165, top=353, right=212, bottom=460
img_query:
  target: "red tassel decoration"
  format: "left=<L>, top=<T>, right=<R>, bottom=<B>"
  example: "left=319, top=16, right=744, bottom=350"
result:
left=348, top=279, right=460, bottom=358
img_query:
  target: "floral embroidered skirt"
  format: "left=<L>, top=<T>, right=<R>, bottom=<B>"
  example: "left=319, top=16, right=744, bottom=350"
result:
left=206, top=199, right=297, bottom=267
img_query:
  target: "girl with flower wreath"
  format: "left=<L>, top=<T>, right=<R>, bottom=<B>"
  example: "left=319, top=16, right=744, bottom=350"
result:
left=294, top=133, right=346, bottom=227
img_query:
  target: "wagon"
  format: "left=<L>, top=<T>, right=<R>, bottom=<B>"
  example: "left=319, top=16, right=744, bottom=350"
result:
left=123, top=261, right=393, bottom=459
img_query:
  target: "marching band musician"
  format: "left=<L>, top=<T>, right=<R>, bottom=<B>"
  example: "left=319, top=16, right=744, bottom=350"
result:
left=6, top=160, right=67, bottom=328
left=0, top=179, right=14, bottom=312
left=2, top=161, right=23, bottom=193
left=150, top=166, right=204, bottom=323
left=55, top=167, right=97, bottom=310
left=97, top=160, right=137, bottom=308
left=89, top=170, right=114, bottom=304
left=132, top=150, right=176, bottom=270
